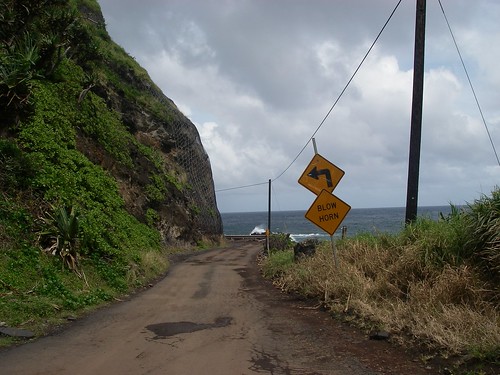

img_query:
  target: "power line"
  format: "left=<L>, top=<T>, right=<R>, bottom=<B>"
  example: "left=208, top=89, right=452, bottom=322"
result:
left=216, top=0, right=403, bottom=194
left=272, top=0, right=403, bottom=182
left=438, top=0, right=500, bottom=167
left=215, top=1, right=499, bottom=204
left=215, top=181, right=268, bottom=192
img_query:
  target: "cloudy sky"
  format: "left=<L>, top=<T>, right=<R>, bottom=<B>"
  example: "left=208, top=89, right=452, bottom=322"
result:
left=98, top=0, right=499, bottom=213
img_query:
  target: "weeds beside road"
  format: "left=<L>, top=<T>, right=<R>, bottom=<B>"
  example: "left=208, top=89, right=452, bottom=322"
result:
left=261, top=188, right=500, bottom=374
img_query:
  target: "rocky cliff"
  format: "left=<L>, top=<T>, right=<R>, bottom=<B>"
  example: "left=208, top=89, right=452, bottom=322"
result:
left=0, top=0, right=223, bottom=249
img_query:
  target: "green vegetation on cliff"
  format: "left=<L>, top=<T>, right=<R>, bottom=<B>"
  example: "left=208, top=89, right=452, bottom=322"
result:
left=0, top=0, right=220, bottom=345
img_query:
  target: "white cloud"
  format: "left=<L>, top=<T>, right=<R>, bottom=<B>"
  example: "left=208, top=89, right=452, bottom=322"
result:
left=99, top=0, right=500, bottom=212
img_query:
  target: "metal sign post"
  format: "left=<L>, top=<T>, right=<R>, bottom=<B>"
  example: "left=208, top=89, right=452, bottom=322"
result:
left=331, top=234, right=338, bottom=269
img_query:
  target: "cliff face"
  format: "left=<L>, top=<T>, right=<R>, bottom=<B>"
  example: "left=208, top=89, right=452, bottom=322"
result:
left=82, top=7, right=223, bottom=243
left=0, top=0, right=223, bottom=247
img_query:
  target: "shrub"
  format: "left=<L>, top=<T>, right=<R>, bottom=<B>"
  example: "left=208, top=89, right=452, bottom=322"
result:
left=267, top=233, right=293, bottom=252
left=0, top=139, right=35, bottom=191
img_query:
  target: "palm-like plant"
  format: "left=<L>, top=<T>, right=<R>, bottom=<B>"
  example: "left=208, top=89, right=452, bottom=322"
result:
left=38, top=205, right=80, bottom=272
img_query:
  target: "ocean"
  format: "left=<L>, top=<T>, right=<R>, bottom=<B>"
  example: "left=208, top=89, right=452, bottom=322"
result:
left=221, top=206, right=453, bottom=242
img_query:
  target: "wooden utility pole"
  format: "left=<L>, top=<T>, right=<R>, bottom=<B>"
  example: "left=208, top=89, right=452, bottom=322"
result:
left=266, top=179, right=271, bottom=253
left=405, top=0, right=426, bottom=223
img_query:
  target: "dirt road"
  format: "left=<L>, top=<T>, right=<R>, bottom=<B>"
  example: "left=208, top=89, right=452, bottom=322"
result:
left=0, top=241, right=432, bottom=374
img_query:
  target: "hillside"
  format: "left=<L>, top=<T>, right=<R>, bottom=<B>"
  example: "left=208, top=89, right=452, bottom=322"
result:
left=0, top=0, right=222, bottom=339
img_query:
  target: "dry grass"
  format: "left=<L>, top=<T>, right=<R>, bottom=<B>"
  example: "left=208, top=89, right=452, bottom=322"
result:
left=126, top=248, right=170, bottom=285
left=267, top=239, right=500, bottom=358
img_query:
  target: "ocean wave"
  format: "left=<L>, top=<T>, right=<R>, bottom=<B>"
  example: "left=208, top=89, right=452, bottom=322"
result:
left=290, top=233, right=327, bottom=242
left=250, top=225, right=266, bottom=235
left=249, top=226, right=327, bottom=242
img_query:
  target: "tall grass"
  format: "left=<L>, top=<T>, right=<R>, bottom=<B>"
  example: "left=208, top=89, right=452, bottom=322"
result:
left=465, top=188, right=500, bottom=284
left=261, top=188, right=500, bottom=361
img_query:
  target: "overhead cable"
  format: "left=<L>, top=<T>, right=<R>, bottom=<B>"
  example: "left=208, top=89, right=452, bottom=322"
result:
left=215, top=181, right=268, bottom=192
left=438, top=0, right=500, bottom=166
left=215, top=0, right=403, bottom=193
left=272, top=0, right=403, bottom=182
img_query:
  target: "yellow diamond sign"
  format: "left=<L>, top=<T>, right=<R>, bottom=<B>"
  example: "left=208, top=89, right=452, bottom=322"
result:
left=305, top=190, right=351, bottom=235
left=298, top=154, right=345, bottom=195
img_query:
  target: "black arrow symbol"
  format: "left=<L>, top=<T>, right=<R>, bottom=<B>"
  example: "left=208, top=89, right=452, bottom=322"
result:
left=307, top=166, right=333, bottom=187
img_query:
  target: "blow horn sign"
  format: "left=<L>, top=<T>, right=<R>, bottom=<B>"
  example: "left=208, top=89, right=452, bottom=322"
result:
left=305, top=190, right=351, bottom=236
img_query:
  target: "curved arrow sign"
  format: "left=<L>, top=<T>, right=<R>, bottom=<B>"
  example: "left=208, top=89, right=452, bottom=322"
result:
left=298, top=154, right=345, bottom=195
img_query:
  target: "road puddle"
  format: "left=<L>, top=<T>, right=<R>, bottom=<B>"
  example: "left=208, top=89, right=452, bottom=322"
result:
left=146, top=316, right=233, bottom=339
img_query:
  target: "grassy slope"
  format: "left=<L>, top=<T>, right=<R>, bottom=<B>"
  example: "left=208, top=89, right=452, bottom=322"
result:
left=262, top=188, right=500, bottom=373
